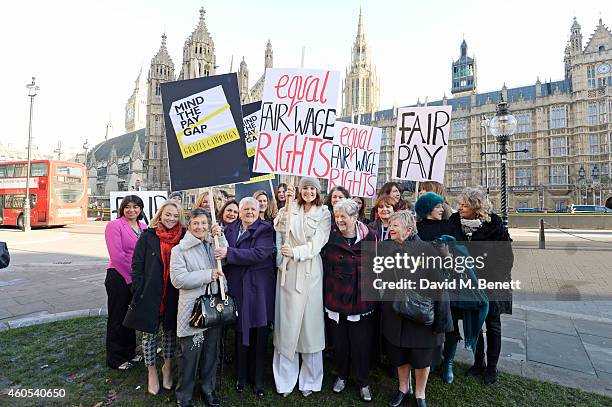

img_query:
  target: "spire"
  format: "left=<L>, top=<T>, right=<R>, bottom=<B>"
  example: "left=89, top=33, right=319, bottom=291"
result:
left=199, top=6, right=206, bottom=27
left=357, top=6, right=364, bottom=40
left=460, top=39, right=468, bottom=58
left=265, top=40, right=273, bottom=69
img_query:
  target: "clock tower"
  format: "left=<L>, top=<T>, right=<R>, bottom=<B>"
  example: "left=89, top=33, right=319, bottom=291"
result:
left=125, top=68, right=147, bottom=132
left=451, top=39, right=477, bottom=96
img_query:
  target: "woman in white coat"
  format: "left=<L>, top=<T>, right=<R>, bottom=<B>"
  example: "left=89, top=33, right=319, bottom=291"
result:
left=273, top=177, right=331, bottom=397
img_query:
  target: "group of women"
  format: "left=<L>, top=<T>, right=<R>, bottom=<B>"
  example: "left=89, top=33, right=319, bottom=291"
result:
left=104, top=179, right=513, bottom=407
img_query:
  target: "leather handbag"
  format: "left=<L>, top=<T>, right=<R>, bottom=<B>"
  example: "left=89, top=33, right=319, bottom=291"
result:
left=0, top=242, right=9, bottom=269
left=391, top=266, right=434, bottom=326
left=189, top=281, right=237, bottom=329
left=392, top=289, right=435, bottom=326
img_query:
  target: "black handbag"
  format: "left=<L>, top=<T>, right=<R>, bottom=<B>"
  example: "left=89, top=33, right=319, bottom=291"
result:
left=391, top=267, right=434, bottom=326
left=189, top=281, right=237, bottom=329
left=0, top=242, right=9, bottom=269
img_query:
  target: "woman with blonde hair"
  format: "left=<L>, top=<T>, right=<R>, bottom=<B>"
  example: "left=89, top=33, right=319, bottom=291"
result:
left=273, top=177, right=331, bottom=397
left=195, top=190, right=224, bottom=215
left=124, top=200, right=185, bottom=395
left=253, top=190, right=278, bottom=224
left=449, top=186, right=513, bottom=385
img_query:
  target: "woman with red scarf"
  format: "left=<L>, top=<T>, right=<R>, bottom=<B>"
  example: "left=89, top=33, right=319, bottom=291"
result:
left=124, top=200, right=185, bottom=395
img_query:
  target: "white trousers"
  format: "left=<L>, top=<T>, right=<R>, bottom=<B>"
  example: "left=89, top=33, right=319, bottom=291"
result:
left=272, top=350, right=323, bottom=393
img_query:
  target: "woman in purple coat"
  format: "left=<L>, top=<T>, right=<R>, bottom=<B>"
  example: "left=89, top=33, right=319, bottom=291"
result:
left=214, top=197, right=275, bottom=398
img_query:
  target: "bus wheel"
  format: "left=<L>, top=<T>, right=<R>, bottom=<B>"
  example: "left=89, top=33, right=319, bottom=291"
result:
left=17, top=214, right=24, bottom=230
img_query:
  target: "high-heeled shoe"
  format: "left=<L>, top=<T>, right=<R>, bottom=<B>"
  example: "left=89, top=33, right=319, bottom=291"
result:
left=416, top=398, right=428, bottom=407
left=161, top=365, right=173, bottom=390
left=388, top=390, right=408, bottom=407
left=148, top=380, right=160, bottom=396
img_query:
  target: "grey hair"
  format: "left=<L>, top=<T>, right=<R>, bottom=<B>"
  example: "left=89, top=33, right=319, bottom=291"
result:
left=239, top=196, right=260, bottom=212
left=189, top=207, right=210, bottom=225
left=333, top=198, right=359, bottom=218
left=458, top=187, right=492, bottom=222
left=388, top=210, right=418, bottom=237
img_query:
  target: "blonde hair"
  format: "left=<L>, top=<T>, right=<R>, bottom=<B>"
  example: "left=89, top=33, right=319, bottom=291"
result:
left=253, top=190, right=278, bottom=221
left=458, top=187, right=492, bottom=222
left=195, top=190, right=224, bottom=213
left=419, top=181, right=449, bottom=204
left=149, top=200, right=185, bottom=228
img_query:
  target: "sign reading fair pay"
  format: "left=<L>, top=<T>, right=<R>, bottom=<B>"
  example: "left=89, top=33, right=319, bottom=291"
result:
left=392, top=106, right=452, bottom=183
left=170, top=85, right=240, bottom=158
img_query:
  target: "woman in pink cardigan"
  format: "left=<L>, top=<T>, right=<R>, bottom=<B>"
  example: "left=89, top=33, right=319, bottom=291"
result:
left=104, top=195, right=148, bottom=370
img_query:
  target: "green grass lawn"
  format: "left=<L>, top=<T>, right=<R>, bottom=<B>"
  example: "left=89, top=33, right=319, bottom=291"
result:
left=0, top=316, right=610, bottom=406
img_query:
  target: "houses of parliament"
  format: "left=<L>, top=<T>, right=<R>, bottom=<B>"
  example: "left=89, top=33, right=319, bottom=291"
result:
left=86, top=7, right=612, bottom=211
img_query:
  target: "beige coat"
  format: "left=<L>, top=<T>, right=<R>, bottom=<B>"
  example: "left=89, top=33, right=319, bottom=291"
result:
left=170, top=231, right=228, bottom=338
left=273, top=203, right=331, bottom=360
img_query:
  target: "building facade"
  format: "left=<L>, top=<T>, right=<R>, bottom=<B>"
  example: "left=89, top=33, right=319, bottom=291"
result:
left=237, top=40, right=274, bottom=104
left=341, top=7, right=380, bottom=117
left=344, top=18, right=612, bottom=211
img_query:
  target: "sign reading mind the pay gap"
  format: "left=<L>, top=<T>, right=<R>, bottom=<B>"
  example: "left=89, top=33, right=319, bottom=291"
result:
left=392, top=106, right=452, bottom=183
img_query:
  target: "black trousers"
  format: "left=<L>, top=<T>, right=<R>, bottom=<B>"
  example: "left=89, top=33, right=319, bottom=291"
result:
left=235, top=326, right=268, bottom=391
left=104, top=268, right=136, bottom=369
left=475, top=301, right=502, bottom=369
left=176, top=327, right=222, bottom=403
left=329, top=312, right=375, bottom=387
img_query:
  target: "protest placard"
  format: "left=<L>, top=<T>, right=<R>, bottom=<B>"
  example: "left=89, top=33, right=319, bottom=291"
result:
left=329, top=122, right=381, bottom=198
left=110, top=191, right=167, bottom=224
left=242, top=101, right=274, bottom=183
left=234, top=177, right=278, bottom=202
left=252, top=68, right=340, bottom=178
left=161, top=73, right=251, bottom=190
left=392, top=106, right=452, bottom=183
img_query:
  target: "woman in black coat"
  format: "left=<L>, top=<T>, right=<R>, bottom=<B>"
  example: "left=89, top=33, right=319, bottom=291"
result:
left=124, top=200, right=185, bottom=395
left=449, top=186, right=514, bottom=385
left=380, top=211, right=452, bottom=407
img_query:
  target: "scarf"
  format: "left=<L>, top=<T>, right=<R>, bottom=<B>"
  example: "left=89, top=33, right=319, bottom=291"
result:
left=460, top=218, right=482, bottom=240
left=156, top=222, right=183, bottom=316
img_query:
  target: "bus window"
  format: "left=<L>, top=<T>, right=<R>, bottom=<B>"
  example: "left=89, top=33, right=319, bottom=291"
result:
left=30, top=163, right=48, bottom=176
left=55, top=167, right=84, bottom=203
left=2, top=164, right=15, bottom=178
left=2, top=194, right=36, bottom=209
left=14, top=164, right=27, bottom=177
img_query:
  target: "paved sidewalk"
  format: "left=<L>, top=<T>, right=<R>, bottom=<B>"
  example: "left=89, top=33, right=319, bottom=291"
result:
left=1, top=223, right=612, bottom=396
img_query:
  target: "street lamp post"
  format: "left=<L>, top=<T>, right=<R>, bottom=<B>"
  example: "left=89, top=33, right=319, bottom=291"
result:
left=481, top=114, right=490, bottom=195
left=578, top=165, right=586, bottom=204
left=483, top=94, right=525, bottom=229
left=592, top=165, right=600, bottom=205
left=23, top=77, right=39, bottom=232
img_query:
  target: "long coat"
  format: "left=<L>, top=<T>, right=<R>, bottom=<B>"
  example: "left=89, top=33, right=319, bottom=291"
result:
left=380, top=237, right=453, bottom=349
left=169, top=231, right=228, bottom=338
left=321, top=221, right=377, bottom=316
left=224, top=219, right=275, bottom=346
left=123, top=227, right=184, bottom=334
left=104, top=217, right=147, bottom=284
left=449, top=212, right=514, bottom=314
left=273, top=203, right=331, bottom=359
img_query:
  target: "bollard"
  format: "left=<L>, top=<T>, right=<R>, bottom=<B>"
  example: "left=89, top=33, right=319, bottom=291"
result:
left=539, top=218, right=545, bottom=249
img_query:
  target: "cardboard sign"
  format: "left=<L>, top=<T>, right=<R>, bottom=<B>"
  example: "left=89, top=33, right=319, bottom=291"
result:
left=161, top=73, right=251, bottom=190
left=110, top=191, right=168, bottom=224
left=252, top=68, right=340, bottom=178
left=234, top=177, right=279, bottom=202
left=392, top=106, right=452, bottom=183
left=329, top=122, right=381, bottom=198
left=242, top=101, right=275, bottom=183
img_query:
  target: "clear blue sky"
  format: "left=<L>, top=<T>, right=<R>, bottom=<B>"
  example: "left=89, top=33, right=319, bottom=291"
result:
left=2, top=0, right=609, bottom=153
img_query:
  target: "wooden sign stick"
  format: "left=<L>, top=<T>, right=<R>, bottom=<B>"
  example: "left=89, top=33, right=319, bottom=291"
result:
left=208, top=187, right=226, bottom=301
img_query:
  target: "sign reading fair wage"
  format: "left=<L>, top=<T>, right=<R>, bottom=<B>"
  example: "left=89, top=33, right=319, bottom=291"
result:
left=392, top=106, right=452, bottom=183
left=329, top=122, right=381, bottom=198
left=253, top=68, right=340, bottom=178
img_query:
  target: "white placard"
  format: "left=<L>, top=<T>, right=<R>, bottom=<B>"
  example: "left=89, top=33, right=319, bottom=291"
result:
left=328, top=122, right=381, bottom=198
left=252, top=68, right=340, bottom=178
left=392, top=106, right=452, bottom=183
left=110, top=191, right=168, bottom=224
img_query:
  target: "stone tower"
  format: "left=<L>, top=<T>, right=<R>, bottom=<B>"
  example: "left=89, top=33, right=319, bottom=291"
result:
left=342, top=7, right=380, bottom=117
left=238, top=57, right=250, bottom=103
left=265, top=39, right=273, bottom=69
left=569, top=17, right=583, bottom=56
left=125, top=68, right=148, bottom=132
left=451, top=39, right=477, bottom=96
left=179, top=7, right=216, bottom=80
left=144, top=33, right=175, bottom=190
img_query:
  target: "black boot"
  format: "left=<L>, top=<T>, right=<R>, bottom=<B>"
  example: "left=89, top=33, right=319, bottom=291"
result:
left=466, top=332, right=486, bottom=377
left=442, top=338, right=458, bottom=384
left=416, top=398, right=428, bottom=407
left=388, top=390, right=409, bottom=407
left=484, top=365, right=498, bottom=385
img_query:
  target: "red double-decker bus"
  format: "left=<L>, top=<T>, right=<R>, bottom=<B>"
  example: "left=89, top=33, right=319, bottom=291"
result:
left=0, top=160, right=88, bottom=228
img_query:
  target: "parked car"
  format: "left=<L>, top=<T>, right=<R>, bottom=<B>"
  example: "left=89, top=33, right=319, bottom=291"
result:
left=516, top=208, right=546, bottom=213
left=569, top=205, right=612, bottom=214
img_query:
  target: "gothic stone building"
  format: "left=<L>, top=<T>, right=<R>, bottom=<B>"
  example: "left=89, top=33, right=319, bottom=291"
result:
left=343, top=17, right=612, bottom=211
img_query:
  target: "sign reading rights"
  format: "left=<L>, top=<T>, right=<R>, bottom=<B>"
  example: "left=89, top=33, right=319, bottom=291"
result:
left=392, top=106, right=452, bottom=183
left=253, top=68, right=340, bottom=178
left=329, top=122, right=381, bottom=198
